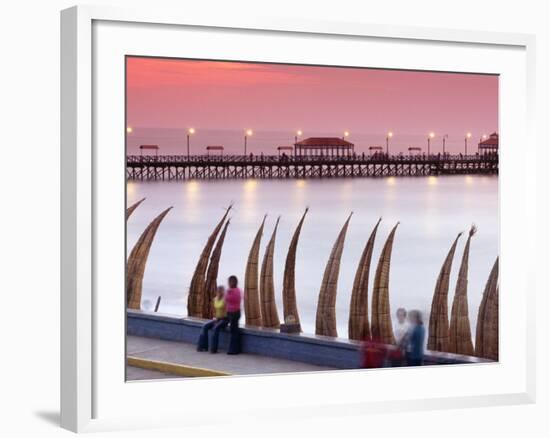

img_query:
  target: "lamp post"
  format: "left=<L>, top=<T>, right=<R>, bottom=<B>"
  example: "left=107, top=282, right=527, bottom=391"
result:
left=244, top=129, right=253, bottom=155
left=187, top=127, right=195, bottom=160
left=126, top=126, right=133, bottom=134
left=294, top=130, right=302, bottom=157
left=427, top=132, right=435, bottom=156
left=342, top=131, right=350, bottom=157
left=442, top=134, right=448, bottom=156
left=386, top=131, right=393, bottom=156
left=465, top=132, right=471, bottom=155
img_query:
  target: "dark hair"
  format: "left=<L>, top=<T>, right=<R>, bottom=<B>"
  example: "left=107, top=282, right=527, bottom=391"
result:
left=228, top=275, right=238, bottom=288
left=409, top=309, right=423, bottom=325
left=396, top=308, right=407, bottom=317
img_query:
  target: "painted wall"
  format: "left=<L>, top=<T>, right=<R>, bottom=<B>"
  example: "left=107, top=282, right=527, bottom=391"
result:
left=127, top=310, right=486, bottom=368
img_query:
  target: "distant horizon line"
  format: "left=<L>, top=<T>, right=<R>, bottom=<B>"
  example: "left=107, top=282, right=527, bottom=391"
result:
left=127, top=126, right=498, bottom=136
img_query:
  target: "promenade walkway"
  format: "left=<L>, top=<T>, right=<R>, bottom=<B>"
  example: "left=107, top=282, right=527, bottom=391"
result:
left=127, top=335, right=335, bottom=380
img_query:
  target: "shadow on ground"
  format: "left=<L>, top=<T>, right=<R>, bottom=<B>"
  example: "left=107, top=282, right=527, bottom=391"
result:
left=34, top=410, right=60, bottom=427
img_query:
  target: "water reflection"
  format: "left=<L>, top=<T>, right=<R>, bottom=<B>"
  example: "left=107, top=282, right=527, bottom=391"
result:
left=427, top=176, right=438, bottom=186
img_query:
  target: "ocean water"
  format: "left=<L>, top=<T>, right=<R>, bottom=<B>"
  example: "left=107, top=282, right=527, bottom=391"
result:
left=127, top=175, right=498, bottom=339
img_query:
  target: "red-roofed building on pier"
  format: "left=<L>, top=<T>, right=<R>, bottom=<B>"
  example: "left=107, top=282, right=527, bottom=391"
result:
left=294, top=137, right=354, bottom=157
left=478, top=132, right=499, bottom=155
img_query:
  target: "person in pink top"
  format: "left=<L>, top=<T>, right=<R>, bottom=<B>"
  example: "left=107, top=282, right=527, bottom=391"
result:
left=225, top=275, right=242, bottom=354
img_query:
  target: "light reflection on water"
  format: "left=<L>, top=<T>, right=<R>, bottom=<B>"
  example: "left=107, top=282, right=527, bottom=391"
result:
left=127, top=175, right=498, bottom=339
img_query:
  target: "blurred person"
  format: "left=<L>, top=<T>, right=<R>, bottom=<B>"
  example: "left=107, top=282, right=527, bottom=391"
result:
left=225, top=275, right=242, bottom=355
left=404, top=310, right=425, bottom=366
left=390, top=307, right=409, bottom=366
left=197, top=286, right=227, bottom=352
left=361, top=335, right=390, bottom=368
left=394, top=308, right=409, bottom=344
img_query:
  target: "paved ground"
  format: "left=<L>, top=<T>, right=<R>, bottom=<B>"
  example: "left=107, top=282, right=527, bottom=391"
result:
left=127, top=335, right=334, bottom=380
left=126, top=366, right=180, bottom=381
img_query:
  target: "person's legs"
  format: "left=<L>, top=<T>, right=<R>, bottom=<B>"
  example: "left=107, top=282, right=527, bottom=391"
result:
left=405, top=354, right=423, bottom=367
left=227, top=311, right=241, bottom=355
left=197, top=320, right=215, bottom=351
left=210, top=319, right=228, bottom=353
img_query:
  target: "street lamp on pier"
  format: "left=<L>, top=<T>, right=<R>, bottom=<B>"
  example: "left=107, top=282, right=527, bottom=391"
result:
left=244, top=129, right=253, bottom=155
left=427, top=132, right=435, bottom=156
left=465, top=132, right=472, bottom=155
left=442, top=134, right=448, bottom=155
left=187, top=127, right=195, bottom=159
left=295, top=129, right=302, bottom=144
left=386, top=131, right=393, bottom=156
left=343, top=131, right=350, bottom=140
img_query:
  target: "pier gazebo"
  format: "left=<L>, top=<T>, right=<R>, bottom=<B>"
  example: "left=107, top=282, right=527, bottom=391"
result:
left=139, top=144, right=159, bottom=156
left=294, top=137, right=354, bottom=157
left=478, top=132, right=499, bottom=155
left=206, top=145, right=224, bottom=156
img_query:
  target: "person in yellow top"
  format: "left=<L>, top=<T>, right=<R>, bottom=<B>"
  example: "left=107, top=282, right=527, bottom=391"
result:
left=197, top=286, right=228, bottom=352
left=213, top=289, right=227, bottom=319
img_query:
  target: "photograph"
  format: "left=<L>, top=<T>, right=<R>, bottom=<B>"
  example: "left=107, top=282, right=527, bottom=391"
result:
left=125, top=56, right=499, bottom=380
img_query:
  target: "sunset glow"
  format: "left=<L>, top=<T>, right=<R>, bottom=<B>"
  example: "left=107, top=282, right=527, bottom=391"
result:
left=126, top=57, right=498, bottom=154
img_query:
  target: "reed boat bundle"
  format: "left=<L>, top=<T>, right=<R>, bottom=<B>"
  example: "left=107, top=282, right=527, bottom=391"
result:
left=126, top=207, right=172, bottom=309
left=315, top=213, right=353, bottom=337
left=448, top=225, right=476, bottom=355
left=427, top=232, right=463, bottom=352
left=187, top=206, right=232, bottom=317
left=371, top=223, right=399, bottom=344
left=348, top=218, right=382, bottom=341
left=202, top=219, right=231, bottom=319
left=126, top=198, right=146, bottom=220
left=244, top=216, right=267, bottom=327
left=282, top=208, right=309, bottom=330
left=475, top=257, right=499, bottom=360
left=260, top=217, right=281, bottom=328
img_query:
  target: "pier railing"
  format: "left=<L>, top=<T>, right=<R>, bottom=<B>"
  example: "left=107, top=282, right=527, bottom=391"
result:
left=126, top=153, right=498, bottom=180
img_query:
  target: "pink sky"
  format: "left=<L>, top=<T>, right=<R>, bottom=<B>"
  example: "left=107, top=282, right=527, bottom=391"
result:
left=126, top=57, right=497, bottom=150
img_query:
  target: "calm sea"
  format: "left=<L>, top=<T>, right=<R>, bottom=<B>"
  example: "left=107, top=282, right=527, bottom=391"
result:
left=127, top=175, right=498, bottom=339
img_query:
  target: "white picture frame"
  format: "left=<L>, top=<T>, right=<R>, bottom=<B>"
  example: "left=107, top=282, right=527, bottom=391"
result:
left=61, top=5, right=536, bottom=433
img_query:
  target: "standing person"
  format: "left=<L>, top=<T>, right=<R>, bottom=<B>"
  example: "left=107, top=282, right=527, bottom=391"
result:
left=388, top=308, right=409, bottom=366
left=225, top=275, right=242, bottom=355
left=404, top=310, right=425, bottom=366
left=394, top=308, right=409, bottom=345
left=197, top=286, right=227, bottom=352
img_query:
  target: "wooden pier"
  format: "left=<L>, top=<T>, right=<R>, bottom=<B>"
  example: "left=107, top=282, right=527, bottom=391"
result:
left=126, top=154, right=498, bottom=181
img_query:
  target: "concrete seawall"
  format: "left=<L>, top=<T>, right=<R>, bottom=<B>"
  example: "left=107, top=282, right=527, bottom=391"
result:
left=127, top=310, right=489, bottom=369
